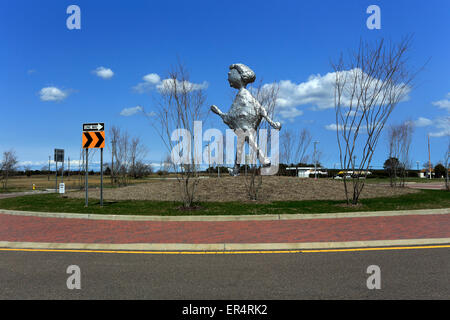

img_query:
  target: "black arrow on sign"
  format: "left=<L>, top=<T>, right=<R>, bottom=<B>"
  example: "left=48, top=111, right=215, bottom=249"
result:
left=83, top=132, right=93, bottom=148
left=94, top=132, right=105, bottom=148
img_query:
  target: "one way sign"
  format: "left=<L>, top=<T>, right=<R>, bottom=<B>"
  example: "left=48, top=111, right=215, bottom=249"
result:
left=83, top=123, right=104, bottom=132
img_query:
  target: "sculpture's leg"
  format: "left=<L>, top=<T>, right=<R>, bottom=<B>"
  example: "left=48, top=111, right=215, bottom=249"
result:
left=247, top=132, right=270, bottom=167
left=230, top=134, right=245, bottom=176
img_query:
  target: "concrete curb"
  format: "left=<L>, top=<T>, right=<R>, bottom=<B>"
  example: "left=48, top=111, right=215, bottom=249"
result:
left=1, top=238, right=449, bottom=252
left=0, top=207, right=449, bottom=222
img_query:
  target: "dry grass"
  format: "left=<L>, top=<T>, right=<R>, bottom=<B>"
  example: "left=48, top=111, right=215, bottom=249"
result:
left=2, top=174, right=166, bottom=191
left=67, top=176, right=419, bottom=203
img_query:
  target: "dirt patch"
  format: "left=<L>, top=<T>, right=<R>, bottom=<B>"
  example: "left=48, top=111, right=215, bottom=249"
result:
left=67, top=176, right=419, bottom=203
left=335, top=202, right=365, bottom=208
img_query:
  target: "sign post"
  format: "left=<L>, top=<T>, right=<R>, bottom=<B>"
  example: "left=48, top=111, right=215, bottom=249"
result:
left=85, top=149, right=88, bottom=207
left=82, top=123, right=105, bottom=207
left=100, top=148, right=103, bottom=207
left=55, top=161, right=58, bottom=193
left=54, top=149, right=64, bottom=193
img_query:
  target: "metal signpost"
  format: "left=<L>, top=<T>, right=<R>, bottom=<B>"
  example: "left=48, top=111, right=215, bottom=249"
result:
left=82, top=123, right=105, bottom=207
left=54, top=149, right=64, bottom=193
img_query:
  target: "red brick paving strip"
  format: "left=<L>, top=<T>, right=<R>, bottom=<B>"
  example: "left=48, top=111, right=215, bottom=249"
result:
left=0, top=214, right=449, bottom=244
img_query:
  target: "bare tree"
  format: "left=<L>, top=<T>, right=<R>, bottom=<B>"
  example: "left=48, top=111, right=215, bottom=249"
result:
left=149, top=62, right=207, bottom=207
left=387, top=121, right=414, bottom=187
left=1, top=149, right=19, bottom=189
left=296, top=128, right=312, bottom=165
left=114, top=130, right=131, bottom=186
left=332, top=36, right=419, bottom=205
left=133, top=161, right=153, bottom=178
left=280, top=129, right=294, bottom=165
left=78, top=147, right=85, bottom=189
left=162, top=153, right=172, bottom=175
left=281, top=128, right=311, bottom=165
left=109, top=125, right=121, bottom=185
left=129, top=136, right=148, bottom=178
left=23, top=165, right=32, bottom=177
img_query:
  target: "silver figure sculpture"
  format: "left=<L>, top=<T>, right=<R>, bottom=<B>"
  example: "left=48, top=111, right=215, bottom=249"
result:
left=211, top=63, right=281, bottom=176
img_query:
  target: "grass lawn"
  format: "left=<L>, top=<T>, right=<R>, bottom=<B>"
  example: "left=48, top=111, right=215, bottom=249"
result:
left=0, top=189, right=448, bottom=216
left=363, top=177, right=445, bottom=184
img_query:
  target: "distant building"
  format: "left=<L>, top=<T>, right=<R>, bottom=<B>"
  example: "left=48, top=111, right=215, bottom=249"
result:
left=286, top=167, right=328, bottom=178
left=420, top=169, right=434, bottom=178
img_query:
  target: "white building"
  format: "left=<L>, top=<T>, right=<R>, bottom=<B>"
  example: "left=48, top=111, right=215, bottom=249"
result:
left=286, top=167, right=328, bottom=178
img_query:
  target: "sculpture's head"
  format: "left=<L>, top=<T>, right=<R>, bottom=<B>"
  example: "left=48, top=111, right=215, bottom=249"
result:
left=228, top=63, right=256, bottom=89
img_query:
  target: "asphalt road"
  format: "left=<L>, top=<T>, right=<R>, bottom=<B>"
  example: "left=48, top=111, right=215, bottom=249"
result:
left=0, top=247, right=448, bottom=300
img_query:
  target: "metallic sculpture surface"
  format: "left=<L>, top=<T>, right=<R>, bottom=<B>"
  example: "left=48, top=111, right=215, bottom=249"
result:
left=211, top=63, right=281, bottom=176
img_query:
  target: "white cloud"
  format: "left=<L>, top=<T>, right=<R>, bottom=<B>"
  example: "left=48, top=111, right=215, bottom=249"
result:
left=133, top=73, right=161, bottom=93
left=425, top=93, right=450, bottom=137
left=120, top=105, right=144, bottom=116
left=133, top=73, right=208, bottom=94
left=429, top=117, right=450, bottom=137
left=432, top=93, right=450, bottom=112
left=278, top=107, right=303, bottom=120
left=268, top=73, right=337, bottom=110
left=18, top=160, right=45, bottom=167
left=324, top=123, right=371, bottom=132
left=143, top=73, right=161, bottom=84
left=93, top=67, right=114, bottom=79
left=262, top=68, right=411, bottom=121
left=157, top=78, right=208, bottom=94
left=39, top=87, right=69, bottom=102
left=412, top=117, right=433, bottom=127
left=325, top=124, right=342, bottom=131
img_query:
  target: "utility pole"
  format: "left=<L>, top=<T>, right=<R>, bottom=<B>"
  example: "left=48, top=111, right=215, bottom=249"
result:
left=48, top=156, right=50, bottom=181
left=446, top=146, right=449, bottom=190
left=111, top=142, right=115, bottom=185
left=313, top=141, right=319, bottom=180
left=55, top=159, right=58, bottom=193
left=68, top=157, right=70, bottom=181
left=428, top=133, right=432, bottom=179
left=208, top=143, right=211, bottom=176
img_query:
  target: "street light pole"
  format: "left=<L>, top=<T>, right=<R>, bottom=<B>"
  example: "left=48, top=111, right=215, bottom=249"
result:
left=428, top=133, right=432, bottom=179
left=313, top=141, right=319, bottom=180
left=416, top=161, right=420, bottom=178
left=68, top=157, right=70, bottom=181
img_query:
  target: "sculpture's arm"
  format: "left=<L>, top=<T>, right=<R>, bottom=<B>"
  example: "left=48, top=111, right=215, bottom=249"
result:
left=211, top=105, right=225, bottom=116
left=260, top=106, right=281, bottom=130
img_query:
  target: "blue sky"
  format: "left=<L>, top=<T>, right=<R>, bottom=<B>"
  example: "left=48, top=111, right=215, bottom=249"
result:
left=1, top=0, right=449, bottom=170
